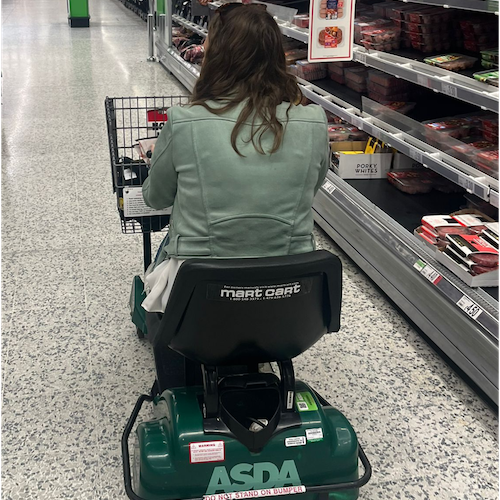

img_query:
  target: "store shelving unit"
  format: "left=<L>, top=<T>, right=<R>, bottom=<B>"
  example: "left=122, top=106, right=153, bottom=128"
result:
left=155, top=0, right=498, bottom=403
left=394, top=0, right=499, bottom=14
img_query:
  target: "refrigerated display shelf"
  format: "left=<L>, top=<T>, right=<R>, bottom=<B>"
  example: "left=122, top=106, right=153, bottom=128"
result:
left=163, top=14, right=499, bottom=206
left=346, top=178, right=498, bottom=301
left=393, top=0, right=499, bottom=14
left=175, top=6, right=500, bottom=113
left=299, top=77, right=499, bottom=207
left=315, top=172, right=498, bottom=403
left=172, top=13, right=208, bottom=37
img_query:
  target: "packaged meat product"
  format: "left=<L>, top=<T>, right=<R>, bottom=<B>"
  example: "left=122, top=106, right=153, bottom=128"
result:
left=387, top=171, right=434, bottom=194
left=361, top=28, right=400, bottom=44
left=422, top=215, right=467, bottom=234
left=481, top=59, right=499, bottom=70
left=481, top=129, right=499, bottom=143
left=368, top=69, right=409, bottom=90
left=360, top=39, right=400, bottom=51
left=285, top=49, right=308, bottom=64
left=380, top=101, right=416, bottom=115
left=452, top=214, right=491, bottom=233
left=367, top=80, right=409, bottom=97
left=479, top=116, right=499, bottom=133
left=471, top=264, right=498, bottom=275
left=389, top=4, right=422, bottom=21
left=329, top=72, right=345, bottom=84
left=368, top=90, right=410, bottom=103
left=417, top=227, right=439, bottom=246
left=345, top=80, right=368, bottom=93
left=431, top=177, right=466, bottom=194
left=408, top=7, right=451, bottom=24
left=421, top=224, right=439, bottom=239
left=424, top=54, right=478, bottom=72
left=476, top=150, right=499, bottom=170
left=481, top=49, right=500, bottom=64
left=373, top=1, right=400, bottom=18
left=291, top=61, right=327, bottom=81
left=411, top=39, right=452, bottom=53
left=344, top=66, right=368, bottom=84
left=405, top=22, right=446, bottom=34
left=446, top=233, right=498, bottom=266
left=328, top=63, right=345, bottom=76
left=473, top=70, right=499, bottom=87
left=293, top=14, right=309, bottom=28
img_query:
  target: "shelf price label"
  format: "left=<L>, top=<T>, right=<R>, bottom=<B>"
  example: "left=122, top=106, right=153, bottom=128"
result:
left=322, top=179, right=336, bottom=195
left=413, top=259, right=442, bottom=285
left=356, top=52, right=367, bottom=65
left=417, top=74, right=431, bottom=89
left=457, top=176, right=475, bottom=193
left=456, top=296, right=483, bottom=320
left=409, top=149, right=423, bottom=165
left=441, top=83, right=458, bottom=98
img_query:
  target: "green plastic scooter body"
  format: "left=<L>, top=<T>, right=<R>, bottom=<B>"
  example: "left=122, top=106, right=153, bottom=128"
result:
left=135, top=381, right=359, bottom=500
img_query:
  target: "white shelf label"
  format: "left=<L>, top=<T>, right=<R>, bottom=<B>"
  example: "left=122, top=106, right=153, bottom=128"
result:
left=413, top=259, right=442, bottom=285
left=458, top=176, right=475, bottom=193
left=417, top=74, right=431, bottom=88
left=457, top=296, right=483, bottom=320
left=441, top=83, right=458, bottom=98
left=351, top=116, right=363, bottom=129
left=322, top=179, right=336, bottom=194
left=357, top=52, right=367, bottom=65
left=409, top=149, right=423, bottom=164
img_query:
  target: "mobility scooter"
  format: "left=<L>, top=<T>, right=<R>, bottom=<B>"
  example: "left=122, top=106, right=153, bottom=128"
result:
left=123, top=250, right=371, bottom=500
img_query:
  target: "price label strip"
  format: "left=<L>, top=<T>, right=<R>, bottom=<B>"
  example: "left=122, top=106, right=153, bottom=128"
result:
left=322, top=179, right=336, bottom=195
left=409, top=149, right=423, bottom=164
left=413, top=259, right=442, bottom=285
left=441, top=83, right=458, bottom=98
left=456, top=296, right=483, bottom=321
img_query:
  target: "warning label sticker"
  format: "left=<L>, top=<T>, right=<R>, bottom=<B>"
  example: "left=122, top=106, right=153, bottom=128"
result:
left=285, top=436, right=306, bottom=447
left=204, top=485, right=306, bottom=500
left=190, top=441, right=225, bottom=464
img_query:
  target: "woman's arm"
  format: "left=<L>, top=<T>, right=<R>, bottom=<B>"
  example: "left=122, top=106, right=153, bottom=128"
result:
left=142, top=114, right=178, bottom=209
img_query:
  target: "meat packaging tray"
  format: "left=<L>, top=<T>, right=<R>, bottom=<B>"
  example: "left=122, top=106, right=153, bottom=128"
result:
left=424, top=54, right=478, bottom=72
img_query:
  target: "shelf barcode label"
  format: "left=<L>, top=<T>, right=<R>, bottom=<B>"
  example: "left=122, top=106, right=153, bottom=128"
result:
left=322, top=180, right=336, bottom=194
left=456, top=296, right=483, bottom=320
left=357, top=52, right=367, bottom=65
left=457, top=176, right=474, bottom=193
left=409, top=149, right=423, bottom=164
left=413, top=259, right=442, bottom=285
left=441, top=83, right=458, bottom=98
left=417, top=74, right=431, bottom=89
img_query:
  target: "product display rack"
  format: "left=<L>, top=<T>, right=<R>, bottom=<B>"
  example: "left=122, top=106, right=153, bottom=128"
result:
left=393, top=0, right=499, bottom=14
left=154, top=0, right=498, bottom=404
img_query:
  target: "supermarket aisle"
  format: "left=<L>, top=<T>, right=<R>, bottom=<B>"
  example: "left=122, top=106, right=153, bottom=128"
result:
left=1, top=0, right=498, bottom=499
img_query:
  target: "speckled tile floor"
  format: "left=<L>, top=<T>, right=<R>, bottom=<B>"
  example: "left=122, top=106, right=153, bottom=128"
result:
left=1, top=0, right=498, bottom=499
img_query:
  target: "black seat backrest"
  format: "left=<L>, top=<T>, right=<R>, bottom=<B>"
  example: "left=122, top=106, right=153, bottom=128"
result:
left=150, top=250, right=342, bottom=366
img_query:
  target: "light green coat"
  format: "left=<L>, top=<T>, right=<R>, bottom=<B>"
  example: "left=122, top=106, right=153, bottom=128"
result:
left=142, top=101, right=329, bottom=263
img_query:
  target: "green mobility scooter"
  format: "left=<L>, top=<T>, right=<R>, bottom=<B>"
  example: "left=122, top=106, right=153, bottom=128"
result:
left=123, top=250, right=371, bottom=500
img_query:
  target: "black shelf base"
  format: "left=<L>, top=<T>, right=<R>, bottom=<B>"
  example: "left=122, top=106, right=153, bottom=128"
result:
left=69, top=17, right=90, bottom=28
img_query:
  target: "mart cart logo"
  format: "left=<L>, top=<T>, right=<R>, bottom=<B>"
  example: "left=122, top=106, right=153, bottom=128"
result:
left=147, top=108, right=169, bottom=132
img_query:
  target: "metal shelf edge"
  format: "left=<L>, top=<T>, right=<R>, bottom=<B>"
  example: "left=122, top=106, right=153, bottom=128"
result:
left=394, top=0, right=499, bottom=14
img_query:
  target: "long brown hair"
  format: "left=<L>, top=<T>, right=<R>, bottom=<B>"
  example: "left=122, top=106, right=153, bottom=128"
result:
left=190, top=3, right=302, bottom=156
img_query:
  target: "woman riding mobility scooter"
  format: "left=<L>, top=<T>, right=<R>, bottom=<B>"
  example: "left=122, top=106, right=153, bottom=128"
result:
left=123, top=250, right=372, bottom=500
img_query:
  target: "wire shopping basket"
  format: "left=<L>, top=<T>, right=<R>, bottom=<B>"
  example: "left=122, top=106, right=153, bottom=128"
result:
left=105, top=95, right=190, bottom=269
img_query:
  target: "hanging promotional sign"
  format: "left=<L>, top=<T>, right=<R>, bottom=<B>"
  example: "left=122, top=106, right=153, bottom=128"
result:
left=308, top=0, right=356, bottom=63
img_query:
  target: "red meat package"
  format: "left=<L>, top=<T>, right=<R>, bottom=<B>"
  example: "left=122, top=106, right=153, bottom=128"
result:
left=451, top=214, right=491, bottom=234
left=387, top=170, right=434, bottom=194
left=446, top=233, right=499, bottom=267
left=421, top=215, right=473, bottom=238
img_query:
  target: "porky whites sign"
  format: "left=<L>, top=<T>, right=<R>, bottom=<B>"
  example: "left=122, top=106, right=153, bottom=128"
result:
left=308, top=0, right=356, bottom=62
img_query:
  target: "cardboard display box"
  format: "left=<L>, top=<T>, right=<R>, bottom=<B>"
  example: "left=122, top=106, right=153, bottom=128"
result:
left=331, top=141, right=393, bottom=180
